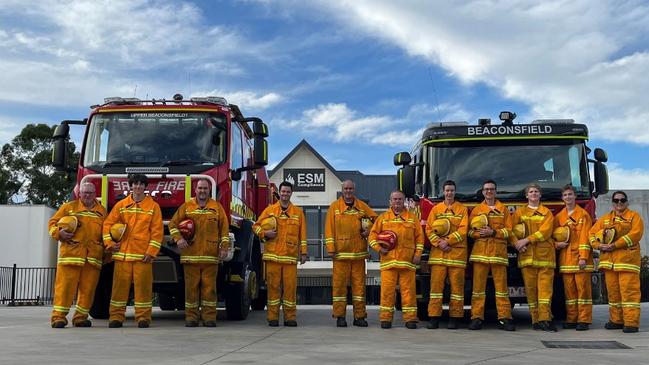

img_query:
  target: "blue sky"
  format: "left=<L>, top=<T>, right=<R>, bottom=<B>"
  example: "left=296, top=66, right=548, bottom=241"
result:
left=1, top=0, right=648, bottom=188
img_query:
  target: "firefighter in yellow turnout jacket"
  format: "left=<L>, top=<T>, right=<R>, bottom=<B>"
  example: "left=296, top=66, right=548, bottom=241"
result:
left=512, top=183, right=557, bottom=331
left=48, top=183, right=106, bottom=328
left=102, top=174, right=163, bottom=328
left=468, top=179, right=515, bottom=331
left=169, top=179, right=229, bottom=327
left=253, top=181, right=307, bottom=327
left=325, top=180, right=377, bottom=327
left=554, top=185, right=593, bottom=330
left=590, top=191, right=644, bottom=333
left=369, top=190, right=424, bottom=329
left=425, top=180, right=468, bottom=330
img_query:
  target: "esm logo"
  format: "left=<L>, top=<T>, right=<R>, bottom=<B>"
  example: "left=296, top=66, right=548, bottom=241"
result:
left=283, top=168, right=326, bottom=191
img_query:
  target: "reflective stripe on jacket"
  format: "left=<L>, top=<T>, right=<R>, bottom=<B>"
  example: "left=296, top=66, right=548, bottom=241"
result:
left=554, top=205, right=593, bottom=273
left=425, top=201, right=468, bottom=268
left=324, top=197, right=378, bottom=260
left=168, top=198, right=230, bottom=264
left=48, top=200, right=106, bottom=269
left=102, top=194, right=163, bottom=261
left=590, top=209, right=644, bottom=273
left=468, top=200, right=512, bottom=266
left=368, top=209, right=424, bottom=271
left=253, top=202, right=307, bottom=264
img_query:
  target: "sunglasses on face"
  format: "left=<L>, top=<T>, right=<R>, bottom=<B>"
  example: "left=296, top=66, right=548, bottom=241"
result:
left=612, top=198, right=628, bottom=204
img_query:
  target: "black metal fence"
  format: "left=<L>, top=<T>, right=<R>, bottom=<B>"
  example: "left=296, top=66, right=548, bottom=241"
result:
left=0, top=265, right=56, bottom=306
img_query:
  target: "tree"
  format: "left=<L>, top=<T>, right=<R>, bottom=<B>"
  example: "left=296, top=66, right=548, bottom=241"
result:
left=0, top=124, right=78, bottom=207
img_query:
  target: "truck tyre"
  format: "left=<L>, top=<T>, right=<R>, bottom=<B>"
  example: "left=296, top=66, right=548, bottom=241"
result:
left=90, top=262, right=114, bottom=320
left=417, top=301, right=429, bottom=321
left=225, top=268, right=252, bottom=320
left=551, top=275, right=567, bottom=320
left=251, top=288, right=267, bottom=310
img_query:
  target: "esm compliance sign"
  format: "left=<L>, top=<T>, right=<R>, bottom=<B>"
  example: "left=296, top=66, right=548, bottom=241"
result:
left=283, top=169, right=326, bottom=192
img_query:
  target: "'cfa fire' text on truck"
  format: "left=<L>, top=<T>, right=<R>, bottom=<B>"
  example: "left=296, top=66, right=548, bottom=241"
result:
left=52, top=94, right=271, bottom=320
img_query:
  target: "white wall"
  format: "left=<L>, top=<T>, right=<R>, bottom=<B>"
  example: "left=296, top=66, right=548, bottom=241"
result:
left=596, top=190, right=649, bottom=256
left=270, top=145, right=342, bottom=207
left=0, top=205, right=58, bottom=267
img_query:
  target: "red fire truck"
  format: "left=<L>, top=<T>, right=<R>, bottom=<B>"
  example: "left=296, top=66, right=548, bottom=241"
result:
left=393, top=111, right=609, bottom=319
left=52, top=94, right=271, bottom=320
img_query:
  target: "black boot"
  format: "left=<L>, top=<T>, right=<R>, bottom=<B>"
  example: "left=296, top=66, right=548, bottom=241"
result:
left=426, top=317, right=440, bottom=329
left=353, top=318, right=368, bottom=327
left=336, top=317, right=348, bottom=327
left=539, top=321, right=557, bottom=332
left=497, top=318, right=515, bottom=331
left=468, top=318, right=483, bottom=330
left=268, top=320, right=279, bottom=327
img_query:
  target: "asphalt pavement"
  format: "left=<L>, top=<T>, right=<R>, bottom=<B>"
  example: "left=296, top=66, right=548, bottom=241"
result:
left=0, top=303, right=647, bottom=365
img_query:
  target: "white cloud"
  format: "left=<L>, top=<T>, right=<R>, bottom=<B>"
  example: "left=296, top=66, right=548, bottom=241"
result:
left=196, top=90, right=285, bottom=111
left=0, top=0, right=275, bottom=106
left=608, top=163, right=649, bottom=190
left=291, top=0, right=649, bottom=144
left=278, top=102, right=425, bottom=147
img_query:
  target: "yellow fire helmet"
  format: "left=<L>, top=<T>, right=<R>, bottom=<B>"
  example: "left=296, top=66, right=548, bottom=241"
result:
left=552, top=226, right=570, bottom=243
left=361, top=217, right=373, bottom=231
left=110, top=223, right=127, bottom=242
left=431, top=218, right=451, bottom=237
left=260, top=216, right=277, bottom=231
left=596, top=228, right=616, bottom=245
left=512, top=223, right=527, bottom=240
left=470, top=214, right=488, bottom=230
left=56, top=216, right=78, bottom=234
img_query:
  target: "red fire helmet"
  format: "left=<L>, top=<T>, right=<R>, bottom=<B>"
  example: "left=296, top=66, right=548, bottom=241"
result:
left=377, top=230, right=398, bottom=251
left=178, top=219, right=195, bottom=241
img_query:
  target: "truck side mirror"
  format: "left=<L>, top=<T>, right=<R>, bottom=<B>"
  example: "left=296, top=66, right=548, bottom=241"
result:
left=394, top=152, right=411, bottom=166
left=52, top=122, right=71, bottom=171
left=53, top=123, right=70, bottom=139
left=253, top=136, right=268, bottom=167
left=253, top=121, right=269, bottom=138
left=593, top=161, right=609, bottom=197
left=52, top=139, right=68, bottom=171
left=397, top=165, right=416, bottom=197
left=594, top=148, right=608, bottom=162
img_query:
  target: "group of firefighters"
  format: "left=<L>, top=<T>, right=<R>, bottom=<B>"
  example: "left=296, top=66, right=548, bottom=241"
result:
left=48, top=174, right=644, bottom=333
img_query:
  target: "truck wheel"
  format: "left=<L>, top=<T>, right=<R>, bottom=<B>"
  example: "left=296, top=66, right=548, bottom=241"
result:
left=251, top=289, right=267, bottom=310
left=417, top=301, right=429, bottom=321
left=225, top=268, right=252, bottom=320
left=552, top=276, right=567, bottom=320
left=90, top=262, right=113, bottom=320
left=250, top=270, right=267, bottom=310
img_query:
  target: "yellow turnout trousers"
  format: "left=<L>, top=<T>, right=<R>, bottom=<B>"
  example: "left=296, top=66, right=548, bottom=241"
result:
left=51, top=263, right=100, bottom=325
left=380, top=268, right=417, bottom=323
left=332, top=259, right=367, bottom=319
left=605, top=270, right=641, bottom=328
left=265, top=261, right=297, bottom=321
left=563, top=272, right=592, bottom=324
left=521, top=266, right=554, bottom=323
left=109, top=261, right=153, bottom=323
left=184, top=263, right=218, bottom=322
left=428, top=265, right=465, bottom=318
left=471, top=262, right=512, bottom=320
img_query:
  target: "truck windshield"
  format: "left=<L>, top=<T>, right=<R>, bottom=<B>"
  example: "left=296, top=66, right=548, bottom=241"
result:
left=82, top=112, right=227, bottom=167
left=426, top=141, right=590, bottom=201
